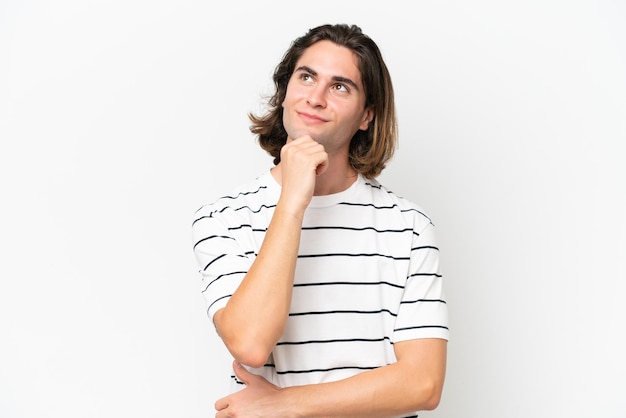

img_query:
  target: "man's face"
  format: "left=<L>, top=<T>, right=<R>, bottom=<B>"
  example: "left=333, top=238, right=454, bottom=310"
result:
left=282, top=40, right=373, bottom=157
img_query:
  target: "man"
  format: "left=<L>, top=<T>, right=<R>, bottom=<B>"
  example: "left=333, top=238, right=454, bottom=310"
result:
left=192, top=23, right=449, bottom=418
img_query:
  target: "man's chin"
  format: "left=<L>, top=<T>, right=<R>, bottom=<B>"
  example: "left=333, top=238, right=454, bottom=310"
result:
left=287, top=131, right=322, bottom=144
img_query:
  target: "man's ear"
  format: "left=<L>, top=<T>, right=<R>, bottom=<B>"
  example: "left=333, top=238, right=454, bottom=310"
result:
left=359, top=108, right=374, bottom=131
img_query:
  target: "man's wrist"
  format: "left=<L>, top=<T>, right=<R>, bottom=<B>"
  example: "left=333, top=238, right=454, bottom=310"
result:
left=278, top=386, right=308, bottom=418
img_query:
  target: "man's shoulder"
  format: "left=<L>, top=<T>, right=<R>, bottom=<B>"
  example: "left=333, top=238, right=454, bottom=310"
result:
left=193, top=172, right=277, bottom=220
left=361, top=178, right=434, bottom=226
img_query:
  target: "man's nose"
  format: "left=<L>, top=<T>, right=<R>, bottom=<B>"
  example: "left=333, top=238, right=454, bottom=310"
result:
left=306, top=85, right=327, bottom=107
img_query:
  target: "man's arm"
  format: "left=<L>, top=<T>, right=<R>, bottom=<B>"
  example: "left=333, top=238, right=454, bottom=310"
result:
left=215, top=338, right=447, bottom=418
left=214, top=136, right=328, bottom=368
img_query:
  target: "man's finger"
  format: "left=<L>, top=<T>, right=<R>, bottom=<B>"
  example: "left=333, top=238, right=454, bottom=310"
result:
left=214, top=396, right=228, bottom=411
left=232, top=361, right=253, bottom=385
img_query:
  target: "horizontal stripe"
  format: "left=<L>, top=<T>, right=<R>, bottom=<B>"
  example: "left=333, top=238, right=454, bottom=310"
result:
left=192, top=234, right=234, bottom=250
left=400, top=298, right=447, bottom=305
left=191, top=214, right=212, bottom=226
left=206, top=294, right=231, bottom=313
left=339, top=201, right=432, bottom=224
left=298, top=252, right=410, bottom=260
left=218, top=185, right=268, bottom=201
left=202, top=253, right=226, bottom=271
left=289, top=309, right=398, bottom=317
left=411, top=245, right=439, bottom=252
left=233, top=203, right=276, bottom=214
left=302, top=225, right=415, bottom=234
left=294, top=281, right=405, bottom=289
left=275, top=365, right=380, bottom=375
left=201, top=271, right=246, bottom=293
left=277, top=337, right=392, bottom=346
left=408, top=272, right=442, bottom=279
left=394, top=325, right=449, bottom=332
left=203, top=253, right=248, bottom=272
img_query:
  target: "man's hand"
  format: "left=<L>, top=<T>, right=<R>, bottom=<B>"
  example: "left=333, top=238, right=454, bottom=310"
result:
left=215, top=361, right=292, bottom=418
left=278, top=135, right=329, bottom=213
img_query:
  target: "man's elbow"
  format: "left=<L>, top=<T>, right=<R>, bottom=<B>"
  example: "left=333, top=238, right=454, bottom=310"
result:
left=235, top=350, right=271, bottom=369
left=214, top=312, right=275, bottom=368
left=420, top=390, right=442, bottom=411
left=413, top=378, right=444, bottom=411
left=222, top=336, right=272, bottom=369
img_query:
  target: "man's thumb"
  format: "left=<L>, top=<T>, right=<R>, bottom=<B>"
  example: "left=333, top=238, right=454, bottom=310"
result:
left=232, top=361, right=252, bottom=385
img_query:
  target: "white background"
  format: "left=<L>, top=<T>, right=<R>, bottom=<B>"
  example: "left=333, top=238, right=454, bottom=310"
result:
left=1, top=1, right=625, bottom=417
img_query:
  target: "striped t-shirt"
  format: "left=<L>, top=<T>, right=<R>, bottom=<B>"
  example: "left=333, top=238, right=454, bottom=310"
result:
left=192, top=170, right=449, bottom=399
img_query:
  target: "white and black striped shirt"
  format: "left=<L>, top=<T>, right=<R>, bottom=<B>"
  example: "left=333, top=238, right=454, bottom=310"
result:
left=192, top=171, right=449, bottom=415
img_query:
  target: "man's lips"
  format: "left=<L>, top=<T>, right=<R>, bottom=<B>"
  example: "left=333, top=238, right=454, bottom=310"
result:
left=297, top=111, right=327, bottom=124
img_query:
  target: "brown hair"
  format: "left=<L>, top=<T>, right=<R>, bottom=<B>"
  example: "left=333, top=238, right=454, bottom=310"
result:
left=249, top=24, right=397, bottom=179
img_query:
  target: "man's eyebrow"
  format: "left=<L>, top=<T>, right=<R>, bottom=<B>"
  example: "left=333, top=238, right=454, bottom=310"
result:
left=294, top=65, right=360, bottom=91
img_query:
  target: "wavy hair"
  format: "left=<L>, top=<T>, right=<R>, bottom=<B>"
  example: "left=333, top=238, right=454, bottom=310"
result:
left=249, top=24, right=397, bottom=179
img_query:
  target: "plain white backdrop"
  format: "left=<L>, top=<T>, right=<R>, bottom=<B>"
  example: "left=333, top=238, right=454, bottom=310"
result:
left=1, top=1, right=625, bottom=417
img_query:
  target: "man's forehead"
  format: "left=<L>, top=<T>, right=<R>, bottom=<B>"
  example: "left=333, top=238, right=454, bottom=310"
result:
left=295, top=41, right=363, bottom=84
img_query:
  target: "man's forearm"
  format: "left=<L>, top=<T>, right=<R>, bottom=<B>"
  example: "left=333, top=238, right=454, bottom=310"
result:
left=214, top=203, right=305, bottom=368
left=279, top=339, right=447, bottom=418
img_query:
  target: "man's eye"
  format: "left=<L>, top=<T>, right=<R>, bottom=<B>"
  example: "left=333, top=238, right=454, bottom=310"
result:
left=333, top=84, right=348, bottom=93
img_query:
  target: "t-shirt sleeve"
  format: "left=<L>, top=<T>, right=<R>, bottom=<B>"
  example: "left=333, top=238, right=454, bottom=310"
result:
left=191, top=207, right=252, bottom=323
left=393, top=221, right=450, bottom=342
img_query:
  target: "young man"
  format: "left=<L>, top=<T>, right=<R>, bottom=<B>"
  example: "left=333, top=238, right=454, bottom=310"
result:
left=192, top=24, right=449, bottom=418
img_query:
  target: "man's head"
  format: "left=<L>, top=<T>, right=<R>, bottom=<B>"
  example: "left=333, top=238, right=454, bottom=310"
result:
left=250, top=24, right=397, bottom=179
